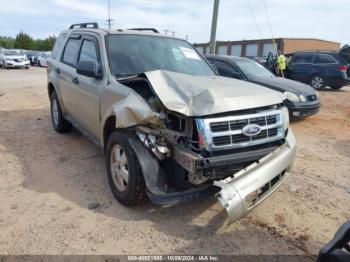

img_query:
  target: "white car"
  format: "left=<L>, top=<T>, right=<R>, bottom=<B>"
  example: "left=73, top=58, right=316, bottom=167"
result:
left=0, top=49, right=30, bottom=69
left=38, top=52, right=52, bottom=67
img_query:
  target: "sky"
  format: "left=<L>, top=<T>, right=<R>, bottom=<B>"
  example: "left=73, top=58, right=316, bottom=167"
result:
left=0, top=0, right=348, bottom=45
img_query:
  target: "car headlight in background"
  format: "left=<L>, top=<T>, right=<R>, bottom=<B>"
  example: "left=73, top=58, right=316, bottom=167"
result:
left=299, top=95, right=307, bottom=102
left=315, top=92, right=319, bottom=99
left=282, top=106, right=290, bottom=130
left=284, top=92, right=300, bottom=103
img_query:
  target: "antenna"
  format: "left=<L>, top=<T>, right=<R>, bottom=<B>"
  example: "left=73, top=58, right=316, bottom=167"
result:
left=106, top=0, right=114, bottom=29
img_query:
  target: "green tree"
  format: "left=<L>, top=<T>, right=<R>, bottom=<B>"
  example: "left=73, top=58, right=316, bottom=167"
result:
left=14, top=31, right=34, bottom=50
left=0, top=36, right=15, bottom=49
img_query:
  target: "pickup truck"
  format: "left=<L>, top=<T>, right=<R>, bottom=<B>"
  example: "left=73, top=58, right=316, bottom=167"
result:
left=47, top=22, right=296, bottom=223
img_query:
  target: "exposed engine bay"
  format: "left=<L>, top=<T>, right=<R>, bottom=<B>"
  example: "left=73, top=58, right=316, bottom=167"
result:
left=118, top=73, right=287, bottom=190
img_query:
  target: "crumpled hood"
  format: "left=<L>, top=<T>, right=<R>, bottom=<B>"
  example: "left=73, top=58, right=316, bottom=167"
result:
left=144, top=70, right=284, bottom=116
left=250, top=76, right=317, bottom=96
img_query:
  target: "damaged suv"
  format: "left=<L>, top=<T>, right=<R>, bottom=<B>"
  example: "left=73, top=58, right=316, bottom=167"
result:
left=47, top=23, right=296, bottom=223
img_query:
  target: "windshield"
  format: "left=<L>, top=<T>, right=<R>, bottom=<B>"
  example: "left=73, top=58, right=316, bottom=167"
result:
left=4, top=50, right=24, bottom=56
left=106, top=34, right=214, bottom=77
left=235, top=59, right=274, bottom=78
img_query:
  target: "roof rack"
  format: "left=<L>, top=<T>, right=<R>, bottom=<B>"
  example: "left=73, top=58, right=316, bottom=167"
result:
left=69, top=22, right=99, bottom=29
left=128, top=28, right=159, bottom=33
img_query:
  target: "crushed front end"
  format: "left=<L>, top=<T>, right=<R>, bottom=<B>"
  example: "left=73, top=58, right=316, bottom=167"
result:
left=117, top=72, right=296, bottom=223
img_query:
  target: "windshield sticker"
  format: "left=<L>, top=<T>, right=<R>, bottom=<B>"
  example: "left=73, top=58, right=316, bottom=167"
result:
left=179, top=47, right=201, bottom=60
left=172, top=48, right=184, bottom=61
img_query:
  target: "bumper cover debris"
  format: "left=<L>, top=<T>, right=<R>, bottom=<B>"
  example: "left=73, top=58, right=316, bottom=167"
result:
left=214, top=129, right=296, bottom=224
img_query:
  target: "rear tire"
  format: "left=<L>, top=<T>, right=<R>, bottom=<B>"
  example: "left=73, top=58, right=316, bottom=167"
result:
left=310, top=74, right=326, bottom=90
left=105, top=131, right=146, bottom=206
left=50, top=91, right=71, bottom=133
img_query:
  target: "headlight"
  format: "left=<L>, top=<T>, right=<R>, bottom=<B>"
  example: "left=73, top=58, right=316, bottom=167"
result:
left=299, top=95, right=306, bottom=102
left=315, top=92, right=319, bottom=99
left=284, top=92, right=300, bottom=103
left=282, top=107, right=289, bottom=130
left=5, top=58, right=13, bottom=62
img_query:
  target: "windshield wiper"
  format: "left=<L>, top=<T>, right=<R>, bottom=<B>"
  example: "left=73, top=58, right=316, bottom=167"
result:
left=115, top=73, right=139, bottom=80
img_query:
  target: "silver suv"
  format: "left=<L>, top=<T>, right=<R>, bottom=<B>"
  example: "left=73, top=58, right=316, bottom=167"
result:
left=47, top=23, right=296, bottom=223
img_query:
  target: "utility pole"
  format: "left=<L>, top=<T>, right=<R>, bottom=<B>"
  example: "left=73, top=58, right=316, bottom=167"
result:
left=106, top=0, right=114, bottom=29
left=209, top=0, right=220, bottom=54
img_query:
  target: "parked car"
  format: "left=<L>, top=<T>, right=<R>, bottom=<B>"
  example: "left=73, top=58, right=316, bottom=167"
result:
left=27, top=51, right=41, bottom=65
left=206, top=55, right=320, bottom=118
left=283, top=47, right=350, bottom=90
left=47, top=22, right=296, bottom=223
left=38, top=51, right=52, bottom=67
left=0, top=49, right=30, bottom=69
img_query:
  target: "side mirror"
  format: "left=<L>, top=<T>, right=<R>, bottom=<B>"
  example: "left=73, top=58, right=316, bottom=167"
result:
left=76, top=61, right=102, bottom=79
left=210, top=63, right=219, bottom=75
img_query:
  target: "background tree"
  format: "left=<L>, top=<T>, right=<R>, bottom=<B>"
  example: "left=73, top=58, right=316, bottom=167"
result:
left=0, top=32, right=56, bottom=51
left=0, top=36, right=15, bottom=49
left=14, top=31, right=34, bottom=50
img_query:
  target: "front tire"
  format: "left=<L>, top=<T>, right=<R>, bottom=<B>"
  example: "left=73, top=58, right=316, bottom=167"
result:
left=50, top=91, right=71, bottom=133
left=330, top=85, right=343, bottom=90
left=310, top=74, right=326, bottom=90
left=106, top=131, right=146, bottom=206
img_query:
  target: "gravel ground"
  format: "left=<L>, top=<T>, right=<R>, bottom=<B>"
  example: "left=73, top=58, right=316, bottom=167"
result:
left=0, top=67, right=349, bottom=256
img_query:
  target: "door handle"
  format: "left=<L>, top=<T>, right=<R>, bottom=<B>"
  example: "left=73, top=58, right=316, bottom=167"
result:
left=72, top=77, right=79, bottom=85
left=55, top=68, right=60, bottom=74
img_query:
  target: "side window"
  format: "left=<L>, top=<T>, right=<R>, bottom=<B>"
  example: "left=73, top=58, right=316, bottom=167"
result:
left=211, top=60, right=240, bottom=78
left=315, top=54, right=337, bottom=64
left=62, top=38, right=81, bottom=67
left=78, top=40, right=99, bottom=64
left=293, top=54, right=313, bottom=64
left=52, top=33, right=67, bottom=59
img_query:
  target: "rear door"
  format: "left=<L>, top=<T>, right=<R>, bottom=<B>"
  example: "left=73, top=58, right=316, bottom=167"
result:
left=287, top=53, right=314, bottom=84
left=313, top=54, right=340, bottom=83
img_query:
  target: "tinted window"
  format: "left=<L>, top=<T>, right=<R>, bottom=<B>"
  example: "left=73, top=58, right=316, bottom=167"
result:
left=315, top=54, right=337, bottom=64
left=211, top=60, right=241, bottom=78
left=62, top=38, right=81, bottom=67
left=106, top=35, right=214, bottom=77
left=79, top=40, right=98, bottom=64
left=52, top=33, right=67, bottom=59
left=293, top=54, right=313, bottom=64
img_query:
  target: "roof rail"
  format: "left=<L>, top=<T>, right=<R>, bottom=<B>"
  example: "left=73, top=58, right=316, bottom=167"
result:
left=128, top=28, right=159, bottom=33
left=69, top=22, right=99, bottom=29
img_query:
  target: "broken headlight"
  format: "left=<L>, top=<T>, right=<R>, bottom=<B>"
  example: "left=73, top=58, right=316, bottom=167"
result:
left=136, top=131, right=169, bottom=160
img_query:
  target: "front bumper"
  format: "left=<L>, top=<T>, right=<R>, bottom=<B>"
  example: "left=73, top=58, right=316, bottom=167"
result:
left=214, top=129, right=296, bottom=223
left=5, top=61, right=30, bottom=68
left=287, top=100, right=320, bottom=117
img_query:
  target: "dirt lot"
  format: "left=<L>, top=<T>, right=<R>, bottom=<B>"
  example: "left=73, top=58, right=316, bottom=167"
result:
left=0, top=67, right=349, bottom=256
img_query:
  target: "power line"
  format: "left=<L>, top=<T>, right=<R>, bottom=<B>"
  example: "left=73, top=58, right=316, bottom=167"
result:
left=262, top=0, right=278, bottom=52
left=246, top=0, right=263, bottom=39
left=106, top=0, right=114, bottom=29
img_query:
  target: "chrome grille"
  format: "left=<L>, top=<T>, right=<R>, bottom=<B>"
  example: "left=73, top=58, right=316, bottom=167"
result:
left=196, top=109, right=286, bottom=151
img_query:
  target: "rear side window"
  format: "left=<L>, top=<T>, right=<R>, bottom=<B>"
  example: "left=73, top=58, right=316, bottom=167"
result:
left=315, top=54, right=337, bottom=64
left=293, top=54, right=313, bottom=64
left=52, top=33, right=67, bottom=59
left=62, top=38, right=81, bottom=67
left=79, top=40, right=98, bottom=64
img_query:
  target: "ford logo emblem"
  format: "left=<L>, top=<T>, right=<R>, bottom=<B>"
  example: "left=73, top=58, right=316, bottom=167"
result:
left=242, top=124, right=262, bottom=137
